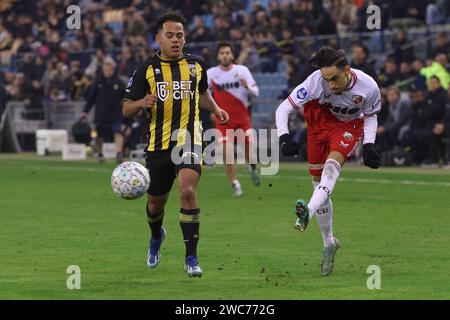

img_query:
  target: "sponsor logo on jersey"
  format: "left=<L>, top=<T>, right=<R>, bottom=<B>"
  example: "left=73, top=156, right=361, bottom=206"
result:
left=297, top=87, right=308, bottom=100
left=154, top=68, right=161, bottom=75
left=352, top=95, right=363, bottom=104
left=157, top=81, right=195, bottom=101
left=343, top=131, right=354, bottom=141
left=216, top=81, right=240, bottom=90
left=325, top=103, right=360, bottom=115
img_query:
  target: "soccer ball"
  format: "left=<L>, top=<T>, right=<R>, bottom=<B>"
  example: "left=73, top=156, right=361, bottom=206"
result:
left=111, top=161, right=150, bottom=200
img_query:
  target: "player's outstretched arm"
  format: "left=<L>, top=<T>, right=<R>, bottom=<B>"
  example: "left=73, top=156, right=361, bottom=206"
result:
left=199, top=90, right=229, bottom=124
left=276, top=99, right=300, bottom=156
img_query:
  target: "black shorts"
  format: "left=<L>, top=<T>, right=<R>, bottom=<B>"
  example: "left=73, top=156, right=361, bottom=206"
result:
left=145, top=147, right=203, bottom=196
left=96, top=121, right=122, bottom=141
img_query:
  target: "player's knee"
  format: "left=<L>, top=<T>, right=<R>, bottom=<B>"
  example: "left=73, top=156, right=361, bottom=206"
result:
left=179, top=185, right=197, bottom=205
left=146, top=201, right=165, bottom=216
left=323, top=160, right=341, bottom=179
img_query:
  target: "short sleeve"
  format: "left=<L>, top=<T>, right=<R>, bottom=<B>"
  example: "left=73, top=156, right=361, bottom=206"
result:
left=123, top=64, right=150, bottom=101
left=363, top=85, right=382, bottom=116
left=242, top=66, right=257, bottom=88
left=287, top=70, right=321, bottom=109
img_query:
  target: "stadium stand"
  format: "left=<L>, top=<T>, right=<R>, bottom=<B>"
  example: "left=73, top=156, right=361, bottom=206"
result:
left=1, top=0, right=450, bottom=167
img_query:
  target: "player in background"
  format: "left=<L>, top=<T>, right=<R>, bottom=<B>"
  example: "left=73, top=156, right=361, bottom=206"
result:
left=275, top=47, right=381, bottom=275
left=207, top=42, right=260, bottom=197
left=122, top=13, right=229, bottom=277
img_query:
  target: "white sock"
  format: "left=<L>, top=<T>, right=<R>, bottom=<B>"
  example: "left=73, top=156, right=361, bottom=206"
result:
left=308, top=159, right=341, bottom=219
left=232, top=180, right=240, bottom=187
left=311, top=180, right=335, bottom=247
left=317, top=199, right=335, bottom=247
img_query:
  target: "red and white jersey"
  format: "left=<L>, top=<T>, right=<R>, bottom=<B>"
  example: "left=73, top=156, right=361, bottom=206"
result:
left=287, top=68, right=381, bottom=122
left=207, top=64, right=259, bottom=118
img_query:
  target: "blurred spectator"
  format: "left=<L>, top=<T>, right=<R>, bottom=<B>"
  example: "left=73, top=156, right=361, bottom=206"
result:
left=332, top=0, right=358, bottom=34
left=420, top=53, right=450, bottom=90
left=375, top=86, right=413, bottom=153
left=426, top=0, right=449, bottom=25
left=82, top=59, right=125, bottom=163
left=235, top=38, right=261, bottom=73
left=389, top=29, right=415, bottom=64
left=404, top=76, right=447, bottom=167
left=0, top=22, right=13, bottom=51
left=276, top=28, right=294, bottom=57
left=350, top=44, right=375, bottom=78
left=377, top=58, right=399, bottom=87
left=431, top=32, right=450, bottom=59
left=22, top=79, right=44, bottom=120
left=254, top=29, right=276, bottom=72
left=190, top=16, right=214, bottom=42
left=63, top=60, right=91, bottom=101
left=389, top=0, right=429, bottom=28
left=411, top=58, right=427, bottom=91
left=214, top=17, right=231, bottom=41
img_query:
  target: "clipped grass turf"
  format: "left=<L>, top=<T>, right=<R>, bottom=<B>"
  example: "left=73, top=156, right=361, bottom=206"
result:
left=1, top=153, right=449, bottom=299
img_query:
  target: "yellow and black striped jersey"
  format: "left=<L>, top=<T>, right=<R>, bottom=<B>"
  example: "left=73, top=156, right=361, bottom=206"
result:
left=123, top=52, right=208, bottom=152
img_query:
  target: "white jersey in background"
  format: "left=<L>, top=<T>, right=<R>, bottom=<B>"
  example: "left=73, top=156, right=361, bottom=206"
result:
left=207, top=64, right=259, bottom=117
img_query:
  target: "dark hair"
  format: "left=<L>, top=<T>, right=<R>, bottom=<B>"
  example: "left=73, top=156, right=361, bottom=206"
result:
left=216, top=42, right=234, bottom=55
left=155, top=12, right=187, bottom=33
left=353, top=43, right=369, bottom=56
left=430, top=75, right=441, bottom=83
left=308, top=46, right=349, bottom=69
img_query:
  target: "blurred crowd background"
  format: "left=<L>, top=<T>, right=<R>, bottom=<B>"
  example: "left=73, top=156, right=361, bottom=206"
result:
left=1, top=0, right=450, bottom=167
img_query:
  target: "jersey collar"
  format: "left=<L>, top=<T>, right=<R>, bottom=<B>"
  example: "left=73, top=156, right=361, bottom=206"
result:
left=344, top=70, right=358, bottom=91
left=155, top=50, right=185, bottom=63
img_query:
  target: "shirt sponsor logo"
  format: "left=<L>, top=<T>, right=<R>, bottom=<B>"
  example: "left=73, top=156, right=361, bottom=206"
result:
left=216, top=81, right=240, bottom=90
left=325, top=103, right=360, bottom=115
left=156, top=81, right=194, bottom=101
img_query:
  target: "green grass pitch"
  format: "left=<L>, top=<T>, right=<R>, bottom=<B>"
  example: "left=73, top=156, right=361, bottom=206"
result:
left=1, top=153, right=450, bottom=299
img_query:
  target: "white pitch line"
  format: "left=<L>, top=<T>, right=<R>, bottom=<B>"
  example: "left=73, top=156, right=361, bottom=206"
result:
left=205, top=172, right=450, bottom=188
left=3, top=164, right=450, bottom=188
